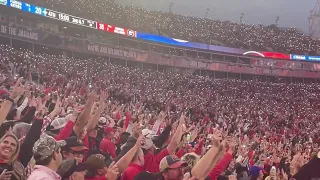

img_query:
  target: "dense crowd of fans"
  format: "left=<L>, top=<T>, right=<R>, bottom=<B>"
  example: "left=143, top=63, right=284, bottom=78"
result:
left=23, top=0, right=320, bottom=55
left=0, top=44, right=319, bottom=180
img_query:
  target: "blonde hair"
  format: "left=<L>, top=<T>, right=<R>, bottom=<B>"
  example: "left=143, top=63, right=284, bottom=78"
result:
left=181, top=152, right=200, bottom=168
left=0, top=133, right=20, bottom=163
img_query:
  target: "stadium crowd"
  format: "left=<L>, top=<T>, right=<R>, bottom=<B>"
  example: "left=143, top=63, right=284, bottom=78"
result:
left=0, top=44, right=319, bottom=180
left=24, top=0, right=320, bottom=55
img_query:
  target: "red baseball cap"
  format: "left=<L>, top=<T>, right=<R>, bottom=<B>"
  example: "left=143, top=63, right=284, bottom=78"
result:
left=104, top=127, right=116, bottom=134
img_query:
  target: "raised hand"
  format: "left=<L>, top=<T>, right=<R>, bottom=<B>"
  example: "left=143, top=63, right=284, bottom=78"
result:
left=0, top=169, right=13, bottom=180
left=10, top=77, right=23, bottom=99
left=54, top=96, right=61, bottom=113
left=100, top=90, right=107, bottom=102
left=30, top=96, right=37, bottom=107
left=87, top=91, right=97, bottom=102
left=105, top=162, right=119, bottom=180
left=35, top=107, right=45, bottom=119
left=179, top=112, right=186, bottom=126
left=136, top=134, right=146, bottom=148
left=24, top=90, right=31, bottom=98
left=190, top=128, right=200, bottom=142
left=212, top=129, right=223, bottom=148
left=132, top=122, right=141, bottom=138
left=281, top=169, right=288, bottom=180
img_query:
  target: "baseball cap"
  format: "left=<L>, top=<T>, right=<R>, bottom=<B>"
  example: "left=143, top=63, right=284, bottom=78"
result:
left=99, top=117, right=107, bottom=124
left=141, top=129, right=155, bottom=150
left=142, top=129, right=155, bottom=139
left=66, top=107, right=74, bottom=115
left=57, top=159, right=89, bottom=179
left=249, top=166, right=267, bottom=177
left=159, top=155, right=187, bottom=172
left=141, top=138, right=153, bottom=150
left=98, top=117, right=107, bottom=128
left=65, top=114, right=75, bottom=121
left=33, top=134, right=66, bottom=161
left=104, top=127, right=116, bottom=134
left=85, top=154, right=107, bottom=171
left=62, top=137, right=88, bottom=152
left=50, top=118, right=68, bottom=130
left=186, top=142, right=197, bottom=149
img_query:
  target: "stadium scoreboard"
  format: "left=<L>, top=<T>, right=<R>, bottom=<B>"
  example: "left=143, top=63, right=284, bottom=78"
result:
left=45, top=9, right=97, bottom=29
left=0, top=0, right=136, bottom=37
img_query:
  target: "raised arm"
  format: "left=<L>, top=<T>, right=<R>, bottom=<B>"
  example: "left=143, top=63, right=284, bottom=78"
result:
left=0, top=77, right=23, bottom=125
left=154, top=125, right=172, bottom=149
left=115, top=135, right=144, bottom=174
left=86, top=91, right=106, bottom=132
left=73, top=92, right=96, bottom=137
left=16, top=96, right=28, bottom=117
left=204, top=137, right=236, bottom=177
left=47, top=96, right=61, bottom=120
left=166, top=113, right=185, bottom=155
left=106, top=115, right=115, bottom=127
left=191, top=129, right=223, bottom=179
left=18, top=109, right=45, bottom=167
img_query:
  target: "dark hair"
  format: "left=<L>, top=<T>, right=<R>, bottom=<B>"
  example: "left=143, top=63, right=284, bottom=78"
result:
left=119, top=120, right=124, bottom=128
left=120, top=132, right=130, bottom=144
left=34, top=154, right=53, bottom=166
left=4, top=84, right=10, bottom=90
left=85, top=170, right=97, bottom=178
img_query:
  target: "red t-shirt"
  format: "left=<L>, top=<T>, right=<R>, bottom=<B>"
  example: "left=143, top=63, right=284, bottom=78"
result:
left=176, top=149, right=185, bottom=158
left=121, top=163, right=144, bottom=180
left=143, top=148, right=169, bottom=173
left=99, top=138, right=117, bottom=159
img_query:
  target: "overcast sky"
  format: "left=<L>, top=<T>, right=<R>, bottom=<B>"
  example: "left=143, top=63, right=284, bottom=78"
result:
left=117, top=0, right=317, bottom=33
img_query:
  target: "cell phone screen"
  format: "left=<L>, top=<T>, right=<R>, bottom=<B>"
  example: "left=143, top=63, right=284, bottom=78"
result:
left=186, top=134, right=191, bottom=141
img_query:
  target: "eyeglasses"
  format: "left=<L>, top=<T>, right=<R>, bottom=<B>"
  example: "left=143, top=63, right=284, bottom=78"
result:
left=71, top=150, right=85, bottom=154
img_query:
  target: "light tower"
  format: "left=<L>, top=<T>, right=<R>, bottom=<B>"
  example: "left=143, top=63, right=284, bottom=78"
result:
left=309, top=0, right=320, bottom=38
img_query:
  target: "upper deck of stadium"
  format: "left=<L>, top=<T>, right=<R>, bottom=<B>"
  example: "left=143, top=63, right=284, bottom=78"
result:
left=20, top=0, right=320, bottom=57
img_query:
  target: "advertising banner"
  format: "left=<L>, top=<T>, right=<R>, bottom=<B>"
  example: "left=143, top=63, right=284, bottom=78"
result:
left=86, top=42, right=138, bottom=59
left=137, top=49, right=319, bottom=78
left=0, top=21, right=45, bottom=41
left=290, top=54, right=320, bottom=62
left=208, top=63, right=319, bottom=78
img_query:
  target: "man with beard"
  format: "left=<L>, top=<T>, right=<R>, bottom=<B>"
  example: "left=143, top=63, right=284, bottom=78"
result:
left=159, top=155, right=187, bottom=180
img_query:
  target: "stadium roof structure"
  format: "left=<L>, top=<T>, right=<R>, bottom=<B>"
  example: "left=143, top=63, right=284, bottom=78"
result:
left=309, top=0, right=320, bottom=39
